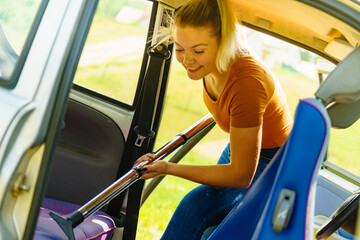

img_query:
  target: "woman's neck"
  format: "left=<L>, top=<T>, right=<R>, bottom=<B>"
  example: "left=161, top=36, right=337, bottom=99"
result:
left=204, top=70, right=230, bottom=101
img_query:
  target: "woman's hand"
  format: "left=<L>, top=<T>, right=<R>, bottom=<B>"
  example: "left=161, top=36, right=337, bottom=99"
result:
left=133, top=124, right=262, bottom=187
left=133, top=153, right=168, bottom=180
left=133, top=153, right=155, bottom=167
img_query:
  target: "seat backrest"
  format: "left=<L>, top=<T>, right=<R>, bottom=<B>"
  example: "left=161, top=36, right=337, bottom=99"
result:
left=209, top=98, right=331, bottom=240
left=252, top=98, right=330, bottom=239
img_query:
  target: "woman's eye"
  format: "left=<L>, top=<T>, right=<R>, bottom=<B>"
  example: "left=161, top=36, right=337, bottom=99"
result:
left=175, top=49, right=184, bottom=52
left=194, top=50, right=204, bottom=54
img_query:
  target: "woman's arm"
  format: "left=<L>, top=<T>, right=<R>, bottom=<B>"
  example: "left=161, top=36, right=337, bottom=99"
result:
left=138, top=125, right=262, bottom=188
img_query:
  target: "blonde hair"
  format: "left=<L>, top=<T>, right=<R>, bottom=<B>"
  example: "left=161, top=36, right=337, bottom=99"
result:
left=174, top=0, right=246, bottom=73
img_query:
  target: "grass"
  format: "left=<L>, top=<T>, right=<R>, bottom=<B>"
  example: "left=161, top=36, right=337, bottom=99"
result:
left=328, top=125, right=360, bottom=175
left=74, top=58, right=142, bottom=105
left=87, top=15, right=148, bottom=44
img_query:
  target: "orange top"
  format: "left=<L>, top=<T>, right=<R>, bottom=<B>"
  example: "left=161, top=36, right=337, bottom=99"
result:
left=203, top=55, right=293, bottom=148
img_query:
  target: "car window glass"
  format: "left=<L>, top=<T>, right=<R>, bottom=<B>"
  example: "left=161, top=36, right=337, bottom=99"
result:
left=329, top=123, right=360, bottom=176
left=73, top=0, right=152, bottom=106
left=0, top=0, right=42, bottom=83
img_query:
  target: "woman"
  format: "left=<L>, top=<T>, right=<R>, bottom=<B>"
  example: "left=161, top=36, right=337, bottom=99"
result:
left=135, top=0, right=293, bottom=239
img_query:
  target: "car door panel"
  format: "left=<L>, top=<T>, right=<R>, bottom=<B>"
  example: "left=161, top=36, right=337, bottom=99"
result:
left=45, top=99, right=126, bottom=205
left=315, top=174, right=353, bottom=217
left=314, top=171, right=359, bottom=239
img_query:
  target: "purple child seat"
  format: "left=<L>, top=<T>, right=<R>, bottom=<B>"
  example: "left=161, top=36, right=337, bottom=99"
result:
left=34, top=198, right=116, bottom=240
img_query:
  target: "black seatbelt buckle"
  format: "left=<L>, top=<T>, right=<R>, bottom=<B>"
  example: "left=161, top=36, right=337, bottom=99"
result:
left=134, top=125, right=155, bottom=147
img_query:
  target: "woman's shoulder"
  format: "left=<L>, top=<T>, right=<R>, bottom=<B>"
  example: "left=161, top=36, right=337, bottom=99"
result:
left=228, top=55, right=271, bottom=86
left=226, top=55, right=276, bottom=95
left=230, top=55, right=266, bottom=74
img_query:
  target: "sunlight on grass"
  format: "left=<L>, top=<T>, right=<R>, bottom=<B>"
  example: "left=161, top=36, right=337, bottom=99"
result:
left=138, top=152, right=217, bottom=240
left=75, top=58, right=142, bottom=105
left=87, top=15, right=147, bottom=44
left=328, top=125, right=360, bottom=176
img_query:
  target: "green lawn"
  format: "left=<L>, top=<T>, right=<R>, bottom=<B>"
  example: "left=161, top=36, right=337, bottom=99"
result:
left=75, top=58, right=141, bottom=105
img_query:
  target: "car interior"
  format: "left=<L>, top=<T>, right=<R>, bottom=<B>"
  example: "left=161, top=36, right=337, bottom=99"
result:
left=1, top=0, right=358, bottom=239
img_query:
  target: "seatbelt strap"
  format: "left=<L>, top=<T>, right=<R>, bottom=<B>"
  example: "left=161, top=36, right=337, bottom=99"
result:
left=133, top=43, right=170, bottom=148
left=107, top=43, right=171, bottom=220
left=122, top=44, right=171, bottom=240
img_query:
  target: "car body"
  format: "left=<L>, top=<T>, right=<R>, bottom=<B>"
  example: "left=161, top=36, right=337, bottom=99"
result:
left=0, top=0, right=359, bottom=239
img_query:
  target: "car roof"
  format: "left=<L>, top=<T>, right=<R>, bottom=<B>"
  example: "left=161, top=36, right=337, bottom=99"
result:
left=158, top=0, right=360, bottom=62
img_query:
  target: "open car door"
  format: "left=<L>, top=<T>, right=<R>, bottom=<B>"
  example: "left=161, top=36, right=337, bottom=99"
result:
left=0, top=0, right=98, bottom=239
left=1, top=0, right=176, bottom=239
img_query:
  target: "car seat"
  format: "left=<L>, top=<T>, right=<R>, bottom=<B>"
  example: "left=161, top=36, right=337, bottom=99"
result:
left=34, top=198, right=115, bottom=240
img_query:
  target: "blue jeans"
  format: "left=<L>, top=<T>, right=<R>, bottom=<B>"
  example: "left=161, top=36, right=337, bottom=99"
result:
left=161, top=143, right=279, bottom=240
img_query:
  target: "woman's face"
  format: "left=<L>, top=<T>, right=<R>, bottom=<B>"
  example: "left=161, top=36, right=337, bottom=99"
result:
left=174, top=25, right=219, bottom=80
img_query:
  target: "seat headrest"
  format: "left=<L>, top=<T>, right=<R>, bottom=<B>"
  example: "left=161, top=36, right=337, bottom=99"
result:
left=315, top=47, right=360, bottom=128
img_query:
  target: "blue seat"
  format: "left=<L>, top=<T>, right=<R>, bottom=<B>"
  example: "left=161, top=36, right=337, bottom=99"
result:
left=209, top=98, right=331, bottom=239
left=34, top=198, right=115, bottom=240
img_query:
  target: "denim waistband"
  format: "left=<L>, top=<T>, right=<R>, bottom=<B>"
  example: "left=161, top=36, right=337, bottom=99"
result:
left=259, top=147, right=280, bottom=164
left=217, top=144, right=280, bottom=165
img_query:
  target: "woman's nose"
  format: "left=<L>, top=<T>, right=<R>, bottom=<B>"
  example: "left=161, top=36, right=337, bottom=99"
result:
left=183, top=52, right=195, bottom=65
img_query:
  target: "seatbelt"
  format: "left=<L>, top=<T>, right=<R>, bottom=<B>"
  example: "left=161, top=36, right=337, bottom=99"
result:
left=123, top=43, right=171, bottom=240
left=133, top=44, right=170, bottom=149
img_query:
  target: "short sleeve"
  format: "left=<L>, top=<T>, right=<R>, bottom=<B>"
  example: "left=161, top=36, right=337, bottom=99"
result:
left=229, top=74, right=269, bottom=128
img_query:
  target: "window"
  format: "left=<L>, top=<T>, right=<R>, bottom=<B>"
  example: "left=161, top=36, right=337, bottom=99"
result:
left=0, top=0, right=42, bottom=83
left=73, top=0, right=152, bottom=106
left=328, top=124, right=360, bottom=177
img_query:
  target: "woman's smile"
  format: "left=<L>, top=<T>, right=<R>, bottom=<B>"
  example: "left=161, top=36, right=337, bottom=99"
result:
left=187, top=66, right=202, bottom=73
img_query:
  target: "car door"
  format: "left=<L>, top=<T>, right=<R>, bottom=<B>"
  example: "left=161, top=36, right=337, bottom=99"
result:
left=0, top=0, right=116, bottom=239
left=47, top=2, right=175, bottom=240
left=0, top=0, right=174, bottom=239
